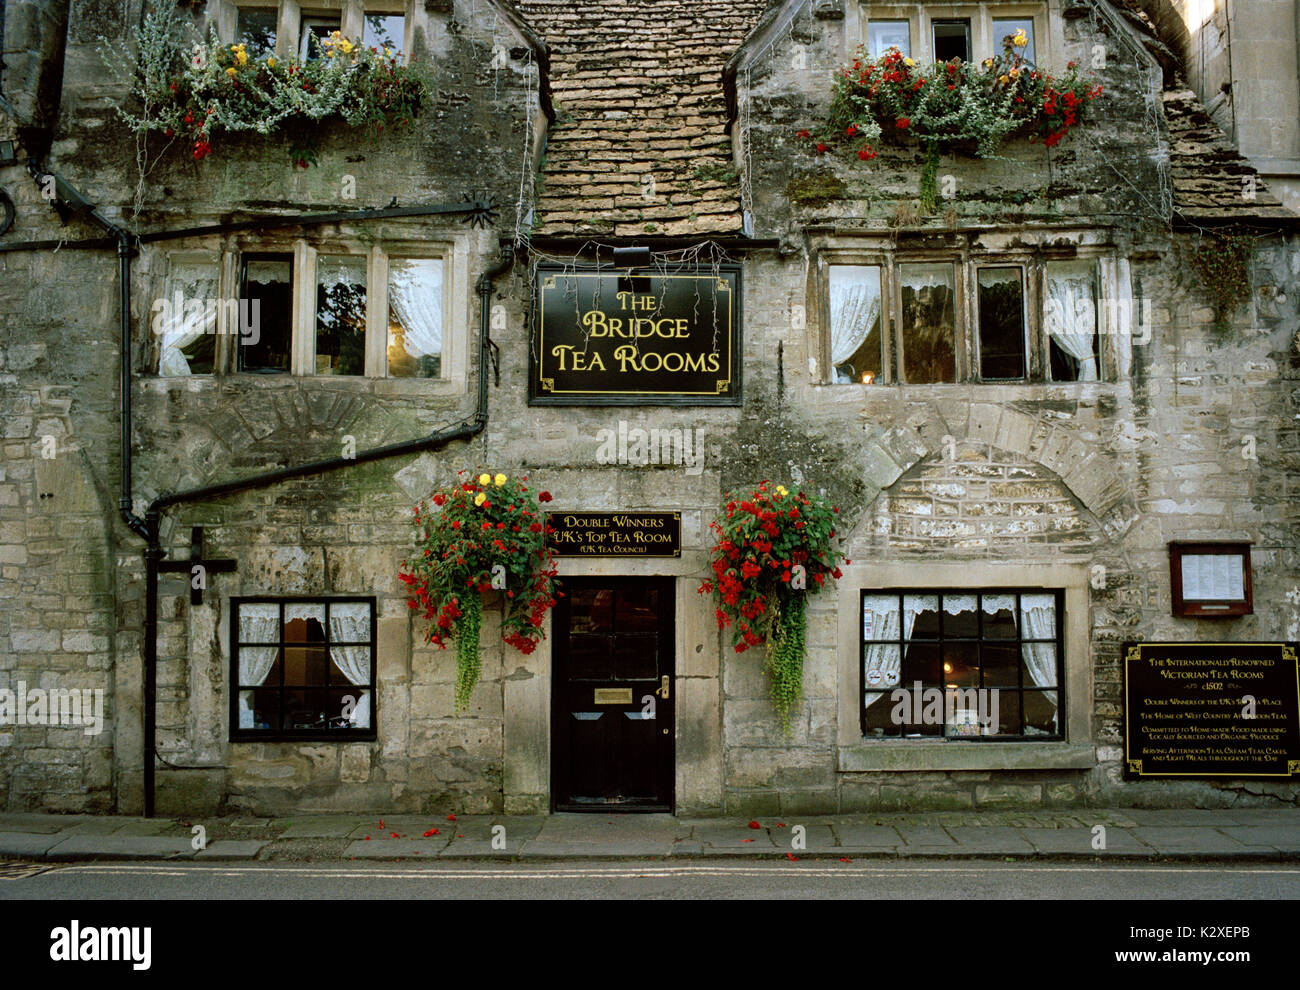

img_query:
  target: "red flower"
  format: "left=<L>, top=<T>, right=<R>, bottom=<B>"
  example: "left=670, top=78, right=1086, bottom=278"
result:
left=896, top=117, right=910, bottom=129
left=816, top=143, right=828, bottom=153
left=795, top=129, right=811, bottom=138
left=538, top=491, right=552, bottom=502
left=857, top=147, right=877, bottom=161
left=846, top=124, right=858, bottom=136
left=423, top=829, right=440, bottom=836
left=447, top=814, right=457, bottom=822
left=748, top=821, right=761, bottom=829
left=432, top=493, right=447, bottom=506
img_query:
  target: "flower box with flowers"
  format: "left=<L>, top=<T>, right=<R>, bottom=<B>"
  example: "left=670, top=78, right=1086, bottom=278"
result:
left=102, top=3, right=431, bottom=167
left=400, top=472, right=558, bottom=711
left=698, top=482, right=847, bottom=730
left=799, top=32, right=1102, bottom=211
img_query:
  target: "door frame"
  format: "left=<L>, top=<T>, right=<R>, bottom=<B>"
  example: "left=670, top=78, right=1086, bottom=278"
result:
left=549, top=575, right=676, bottom=813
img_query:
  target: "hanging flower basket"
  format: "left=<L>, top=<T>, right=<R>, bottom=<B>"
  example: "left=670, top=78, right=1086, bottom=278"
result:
left=400, top=472, right=558, bottom=711
left=698, top=482, right=846, bottom=730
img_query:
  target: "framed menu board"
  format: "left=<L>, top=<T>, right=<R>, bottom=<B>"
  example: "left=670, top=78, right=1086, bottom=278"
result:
left=1169, top=542, right=1252, bottom=618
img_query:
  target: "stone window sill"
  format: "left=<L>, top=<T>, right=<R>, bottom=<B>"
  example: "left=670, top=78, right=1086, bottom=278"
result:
left=837, top=742, right=1096, bottom=772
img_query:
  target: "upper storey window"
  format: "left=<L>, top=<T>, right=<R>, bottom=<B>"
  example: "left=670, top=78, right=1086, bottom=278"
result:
left=821, top=250, right=1114, bottom=386
left=155, top=243, right=447, bottom=381
left=221, top=2, right=409, bottom=61
left=856, top=4, right=1048, bottom=68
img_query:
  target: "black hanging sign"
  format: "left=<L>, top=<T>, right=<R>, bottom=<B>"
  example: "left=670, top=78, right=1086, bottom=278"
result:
left=547, top=512, right=681, bottom=557
left=530, top=265, right=741, bottom=405
left=1122, top=642, right=1300, bottom=779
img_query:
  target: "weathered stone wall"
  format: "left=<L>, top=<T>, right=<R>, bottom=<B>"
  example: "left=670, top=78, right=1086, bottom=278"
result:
left=2, top=0, right=1298, bottom=816
left=0, top=0, right=543, bottom=812
left=734, top=0, right=1166, bottom=237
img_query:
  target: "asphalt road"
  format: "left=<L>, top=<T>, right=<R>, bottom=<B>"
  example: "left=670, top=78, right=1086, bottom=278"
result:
left=2, top=859, right=1298, bottom=899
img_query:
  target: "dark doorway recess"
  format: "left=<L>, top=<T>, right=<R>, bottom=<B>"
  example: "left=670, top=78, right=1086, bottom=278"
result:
left=551, top=577, right=675, bottom=812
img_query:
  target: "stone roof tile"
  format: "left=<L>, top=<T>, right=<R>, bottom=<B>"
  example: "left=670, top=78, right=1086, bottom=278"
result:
left=516, top=0, right=769, bottom=237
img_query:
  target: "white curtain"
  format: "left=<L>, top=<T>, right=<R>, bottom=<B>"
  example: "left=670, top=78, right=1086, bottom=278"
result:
left=829, top=266, right=880, bottom=373
left=388, top=259, right=443, bottom=360
left=863, top=594, right=926, bottom=710
left=1046, top=267, right=1098, bottom=381
left=329, top=602, right=372, bottom=728
left=1019, top=594, right=1059, bottom=731
left=159, top=264, right=218, bottom=376
left=237, top=603, right=280, bottom=729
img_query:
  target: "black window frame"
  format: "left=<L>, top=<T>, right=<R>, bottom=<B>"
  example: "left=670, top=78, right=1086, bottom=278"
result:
left=237, top=251, right=295, bottom=375
left=931, top=18, right=972, bottom=63
left=229, top=596, right=378, bottom=742
left=859, top=588, right=1065, bottom=741
left=974, top=263, right=1029, bottom=382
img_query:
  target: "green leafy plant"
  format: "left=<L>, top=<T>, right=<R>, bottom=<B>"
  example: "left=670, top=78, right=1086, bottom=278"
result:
left=102, top=0, right=430, bottom=165
left=400, top=472, right=559, bottom=711
left=1189, top=229, right=1257, bottom=332
left=800, top=32, right=1102, bottom=209
left=698, top=482, right=846, bottom=730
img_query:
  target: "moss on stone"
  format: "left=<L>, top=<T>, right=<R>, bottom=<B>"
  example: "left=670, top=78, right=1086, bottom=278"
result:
left=786, top=172, right=846, bottom=208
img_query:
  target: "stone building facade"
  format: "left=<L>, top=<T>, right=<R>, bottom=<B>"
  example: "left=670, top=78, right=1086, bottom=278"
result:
left=0, top=0, right=1297, bottom=816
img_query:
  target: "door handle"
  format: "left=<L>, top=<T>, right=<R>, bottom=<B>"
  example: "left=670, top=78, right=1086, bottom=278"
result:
left=657, top=675, right=670, bottom=700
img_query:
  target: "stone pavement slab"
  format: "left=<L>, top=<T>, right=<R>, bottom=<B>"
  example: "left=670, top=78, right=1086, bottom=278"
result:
left=195, top=840, right=268, bottom=860
left=832, top=825, right=903, bottom=848
left=344, top=838, right=449, bottom=859
left=0, top=814, right=86, bottom=834
left=944, top=826, right=1037, bottom=854
left=524, top=815, right=682, bottom=857
left=690, top=824, right=777, bottom=851
left=1218, top=827, right=1300, bottom=854
left=45, top=835, right=197, bottom=861
left=1127, top=827, right=1255, bottom=857
left=278, top=817, right=363, bottom=838
left=1018, top=827, right=1152, bottom=856
left=0, top=832, right=66, bottom=857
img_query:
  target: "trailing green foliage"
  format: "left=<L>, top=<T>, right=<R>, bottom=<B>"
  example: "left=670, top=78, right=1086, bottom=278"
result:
left=1189, top=230, right=1257, bottom=333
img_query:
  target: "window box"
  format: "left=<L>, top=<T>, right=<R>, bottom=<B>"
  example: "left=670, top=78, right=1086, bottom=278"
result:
left=853, top=3, right=1048, bottom=68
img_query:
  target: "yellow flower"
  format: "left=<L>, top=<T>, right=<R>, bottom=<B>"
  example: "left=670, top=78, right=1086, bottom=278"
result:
left=775, top=485, right=788, bottom=497
left=474, top=493, right=487, bottom=507
left=904, top=57, right=915, bottom=67
left=384, top=47, right=392, bottom=58
left=1009, top=67, right=1020, bottom=78
left=494, top=473, right=507, bottom=486
left=267, top=56, right=276, bottom=68
left=478, top=473, right=491, bottom=486
left=1013, top=29, right=1028, bottom=47
left=226, top=66, right=238, bottom=76
left=340, top=39, right=354, bottom=54
left=236, top=51, right=248, bottom=66
left=998, top=74, right=1009, bottom=85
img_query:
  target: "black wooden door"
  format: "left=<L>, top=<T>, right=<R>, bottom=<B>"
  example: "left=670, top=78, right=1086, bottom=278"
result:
left=551, top=577, right=674, bottom=812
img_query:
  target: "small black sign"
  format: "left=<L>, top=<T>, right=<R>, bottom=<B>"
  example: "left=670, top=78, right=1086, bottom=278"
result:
left=530, top=265, right=741, bottom=405
left=547, top=512, right=681, bottom=557
left=1123, top=642, right=1300, bottom=778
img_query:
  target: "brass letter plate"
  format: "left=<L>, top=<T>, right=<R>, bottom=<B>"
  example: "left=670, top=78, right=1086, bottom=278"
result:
left=593, top=688, right=633, bottom=705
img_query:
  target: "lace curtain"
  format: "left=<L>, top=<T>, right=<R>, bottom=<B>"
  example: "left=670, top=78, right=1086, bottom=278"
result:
left=1019, top=594, right=1059, bottom=729
left=237, top=603, right=280, bottom=729
left=828, top=266, right=880, bottom=378
left=388, top=258, right=442, bottom=361
left=329, top=602, right=372, bottom=728
left=1046, top=264, right=1098, bottom=381
left=158, top=263, right=218, bottom=376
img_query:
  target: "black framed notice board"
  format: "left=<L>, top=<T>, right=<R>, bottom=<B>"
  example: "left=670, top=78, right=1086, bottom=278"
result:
left=1122, top=642, right=1300, bottom=779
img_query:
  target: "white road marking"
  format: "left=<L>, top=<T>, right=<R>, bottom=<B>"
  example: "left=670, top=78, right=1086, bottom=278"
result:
left=47, top=863, right=1300, bottom=882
